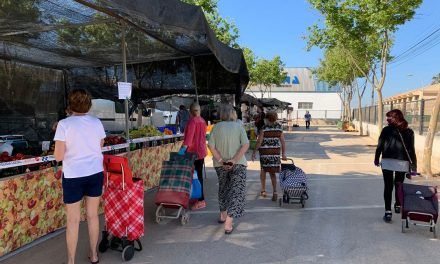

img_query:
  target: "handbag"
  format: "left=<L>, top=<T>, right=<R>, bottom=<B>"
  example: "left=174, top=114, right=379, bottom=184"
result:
left=397, top=129, right=416, bottom=174
left=190, top=171, right=202, bottom=199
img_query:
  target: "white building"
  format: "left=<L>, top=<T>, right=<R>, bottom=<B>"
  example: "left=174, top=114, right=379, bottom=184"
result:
left=246, top=67, right=342, bottom=119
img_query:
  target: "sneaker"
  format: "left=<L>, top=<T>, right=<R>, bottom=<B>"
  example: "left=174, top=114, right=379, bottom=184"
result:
left=383, top=212, right=392, bottom=223
left=394, top=205, right=401, bottom=214
left=191, top=200, right=206, bottom=210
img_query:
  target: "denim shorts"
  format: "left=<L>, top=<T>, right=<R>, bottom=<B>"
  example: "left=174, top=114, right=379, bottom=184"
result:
left=62, top=171, right=104, bottom=204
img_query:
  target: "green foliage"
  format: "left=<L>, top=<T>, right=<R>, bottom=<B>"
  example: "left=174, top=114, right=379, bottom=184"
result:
left=0, top=0, right=40, bottom=23
left=432, top=73, right=440, bottom=85
left=252, top=56, right=286, bottom=88
left=242, top=47, right=256, bottom=82
left=182, top=0, right=239, bottom=47
left=306, top=0, right=422, bottom=82
left=315, top=44, right=369, bottom=87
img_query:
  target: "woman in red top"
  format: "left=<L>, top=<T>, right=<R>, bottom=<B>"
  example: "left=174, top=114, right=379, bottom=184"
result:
left=182, top=102, right=208, bottom=210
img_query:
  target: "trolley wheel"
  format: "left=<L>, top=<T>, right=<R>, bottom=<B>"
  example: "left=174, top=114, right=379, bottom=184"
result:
left=279, top=198, right=282, bottom=207
left=122, top=245, right=135, bottom=261
left=401, top=221, right=405, bottom=233
left=98, top=231, right=109, bottom=253
left=283, top=194, right=289, bottom=203
left=181, top=212, right=190, bottom=225
left=110, top=237, right=121, bottom=250
left=155, top=205, right=165, bottom=224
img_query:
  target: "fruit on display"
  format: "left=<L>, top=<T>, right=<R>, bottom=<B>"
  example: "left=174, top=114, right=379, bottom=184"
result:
left=0, top=152, right=32, bottom=163
left=104, top=135, right=126, bottom=146
left=164, top=128, right=173, bottom=135
left=128, top=126, right=163, bottom=138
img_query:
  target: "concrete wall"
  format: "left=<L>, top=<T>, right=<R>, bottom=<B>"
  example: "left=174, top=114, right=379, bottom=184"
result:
left=353, top=121, right=440, bottom=174
left=250, top=91, right=342, bottom=119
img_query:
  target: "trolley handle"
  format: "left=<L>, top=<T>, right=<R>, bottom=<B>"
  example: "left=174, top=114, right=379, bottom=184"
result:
left=106, top=163, right=126, bottom=190
left=281, top=158, right=294, bottom=164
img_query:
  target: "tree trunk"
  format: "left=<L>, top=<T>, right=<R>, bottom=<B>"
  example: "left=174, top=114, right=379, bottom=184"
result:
left=423, top=85, right=440, bottom=177
left=358, top=93, right=364, bottom=136
left=377, top=89, right=384, bottom=132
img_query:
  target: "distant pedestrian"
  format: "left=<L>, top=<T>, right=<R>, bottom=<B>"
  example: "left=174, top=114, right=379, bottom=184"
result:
left=254, top=106, right=265, bottom=133
left=374, top=109, right=417, bottom=223
left=252, top=111, right=287, bottom=201
left=304, top=111, right=311, bottom=130
left=176, top=105, right=190, bottom=133
left=180, top=102, right=208, bottom=210
left=208, top=104, right=249, bottom=235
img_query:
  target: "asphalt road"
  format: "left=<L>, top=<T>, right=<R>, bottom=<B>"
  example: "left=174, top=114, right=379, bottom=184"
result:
left=3, top=126, right=440, bottom=264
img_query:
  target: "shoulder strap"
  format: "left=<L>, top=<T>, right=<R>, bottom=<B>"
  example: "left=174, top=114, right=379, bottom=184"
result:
left=397, top=129, right=413, bottom=164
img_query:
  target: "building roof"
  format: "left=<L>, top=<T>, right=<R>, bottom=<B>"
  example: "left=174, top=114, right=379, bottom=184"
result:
left=383, top=84, right=440, bottom=103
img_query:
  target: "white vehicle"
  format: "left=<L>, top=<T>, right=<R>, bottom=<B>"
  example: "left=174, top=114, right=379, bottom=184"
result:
left=89, top=99, right=150, bottom=132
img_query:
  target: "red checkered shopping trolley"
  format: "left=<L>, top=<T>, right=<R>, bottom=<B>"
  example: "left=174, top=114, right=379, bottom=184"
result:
left=99, top=155, right=144, bottom=262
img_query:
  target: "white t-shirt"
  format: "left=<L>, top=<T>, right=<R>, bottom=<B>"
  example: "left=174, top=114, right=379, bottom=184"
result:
left=54, top=115, right=106, bottom=178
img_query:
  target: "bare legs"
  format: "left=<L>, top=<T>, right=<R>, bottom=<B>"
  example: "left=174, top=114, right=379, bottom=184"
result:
left=260, top=170, right=277, bottom=199
left=86, top=196, right=100, bottom=263
left=65, top=196, right=100, bottom=264
left=65, top=202, right=81, bottom=264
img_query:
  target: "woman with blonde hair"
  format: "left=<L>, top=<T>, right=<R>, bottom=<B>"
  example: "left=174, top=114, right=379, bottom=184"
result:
left=252, top=111, right=287, bottom=201
left=180, top=102, right=208, bottom=209
left=208, top=104, right=249, bottom=234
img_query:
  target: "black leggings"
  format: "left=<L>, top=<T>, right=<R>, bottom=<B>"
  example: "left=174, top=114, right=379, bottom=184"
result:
left=305, top=121, right=311, bottom=129
left=194, top=159, right=205, bottom=201
left=382, top=169, right=405, bottom=211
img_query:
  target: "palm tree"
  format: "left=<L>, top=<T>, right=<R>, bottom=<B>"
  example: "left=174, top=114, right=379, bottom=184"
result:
left=432, top=73, right=440, bottom=84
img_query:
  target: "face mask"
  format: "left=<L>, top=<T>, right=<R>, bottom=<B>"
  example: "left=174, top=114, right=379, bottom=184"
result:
left=386, top=118, right=392, bottom=125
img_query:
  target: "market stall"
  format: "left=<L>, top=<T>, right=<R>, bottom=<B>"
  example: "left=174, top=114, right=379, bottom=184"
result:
left=0, top=133, right=182, bottom=256
left=0, top=0, right=249, bottom=258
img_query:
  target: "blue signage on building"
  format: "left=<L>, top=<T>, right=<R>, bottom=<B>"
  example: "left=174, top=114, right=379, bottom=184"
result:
left=283, top=75, right=300, bottom=85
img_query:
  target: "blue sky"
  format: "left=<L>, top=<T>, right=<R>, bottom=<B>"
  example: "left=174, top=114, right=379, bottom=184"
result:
left=218, top=0, right=440, bottom=103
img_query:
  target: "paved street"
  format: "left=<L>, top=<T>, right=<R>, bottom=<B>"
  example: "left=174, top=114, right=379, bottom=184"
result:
left=3, top=126, right=440, bottom=264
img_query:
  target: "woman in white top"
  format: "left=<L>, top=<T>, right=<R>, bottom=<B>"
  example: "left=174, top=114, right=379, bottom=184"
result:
left=54, top=89, right=106, bottom=264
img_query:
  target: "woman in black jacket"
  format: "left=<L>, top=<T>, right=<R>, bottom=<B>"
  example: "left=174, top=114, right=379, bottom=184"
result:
left=375, top=109, right=417, bottom=223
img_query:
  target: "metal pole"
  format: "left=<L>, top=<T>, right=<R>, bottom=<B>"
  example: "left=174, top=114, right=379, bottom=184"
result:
left=122, top=23, right=130, bottom=152
left=419, top=99, right=425, bottom=135
left=191, top=56, right=199, bottom=104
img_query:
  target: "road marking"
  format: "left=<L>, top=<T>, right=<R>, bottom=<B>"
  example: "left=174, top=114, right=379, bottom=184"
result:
left=243, top=177, right=379, bottom=183
left=190, top=205, right=384, bottom=215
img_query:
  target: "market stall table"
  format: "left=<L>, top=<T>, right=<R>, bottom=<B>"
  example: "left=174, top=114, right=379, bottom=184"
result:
left=0, top=134, right=183, bottom=258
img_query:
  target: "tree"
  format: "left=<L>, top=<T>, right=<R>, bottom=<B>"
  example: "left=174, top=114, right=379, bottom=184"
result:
left=0, top=0, right=42, bottom=101
left=252, top=56, right=287, bottom=98
left=315, top=45, right=369, bottom=131
left=432, top=73, right=440, bottom=85
left=306, top=0, right=423, bottom=133
left=182, top=0, right=239, bottom=47
left=423, top=84, right=440, bottom=176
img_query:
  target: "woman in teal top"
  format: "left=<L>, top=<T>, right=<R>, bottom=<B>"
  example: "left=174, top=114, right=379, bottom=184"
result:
left=208, top=104, right=249, bottom=235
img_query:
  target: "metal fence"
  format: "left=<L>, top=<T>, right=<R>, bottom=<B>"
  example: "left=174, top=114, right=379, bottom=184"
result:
left=291, top=110, right=342, bottom=120
left=353, top=98, right=439, bottom=135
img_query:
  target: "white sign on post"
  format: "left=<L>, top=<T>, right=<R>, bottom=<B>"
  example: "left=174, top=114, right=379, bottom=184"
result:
left=118, top=82, right=132, bottom=99
left=42, top=141, right=51, bottom=151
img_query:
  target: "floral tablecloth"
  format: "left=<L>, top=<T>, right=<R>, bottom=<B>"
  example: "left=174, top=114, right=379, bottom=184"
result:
left=0, top=141, right=181, bottom=257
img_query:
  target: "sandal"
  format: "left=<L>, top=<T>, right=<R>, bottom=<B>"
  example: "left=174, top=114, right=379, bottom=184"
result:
left=191, top=200, right=206, bottom=210
left=272, top=192, right=278, bottom=201
left=260, top=191, right=267, bottom=198
left=218, top=213, right=226, bottom=224
left=225, top=226, right=234, bottom=235
left=88, top=254, right=99, bottom=264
